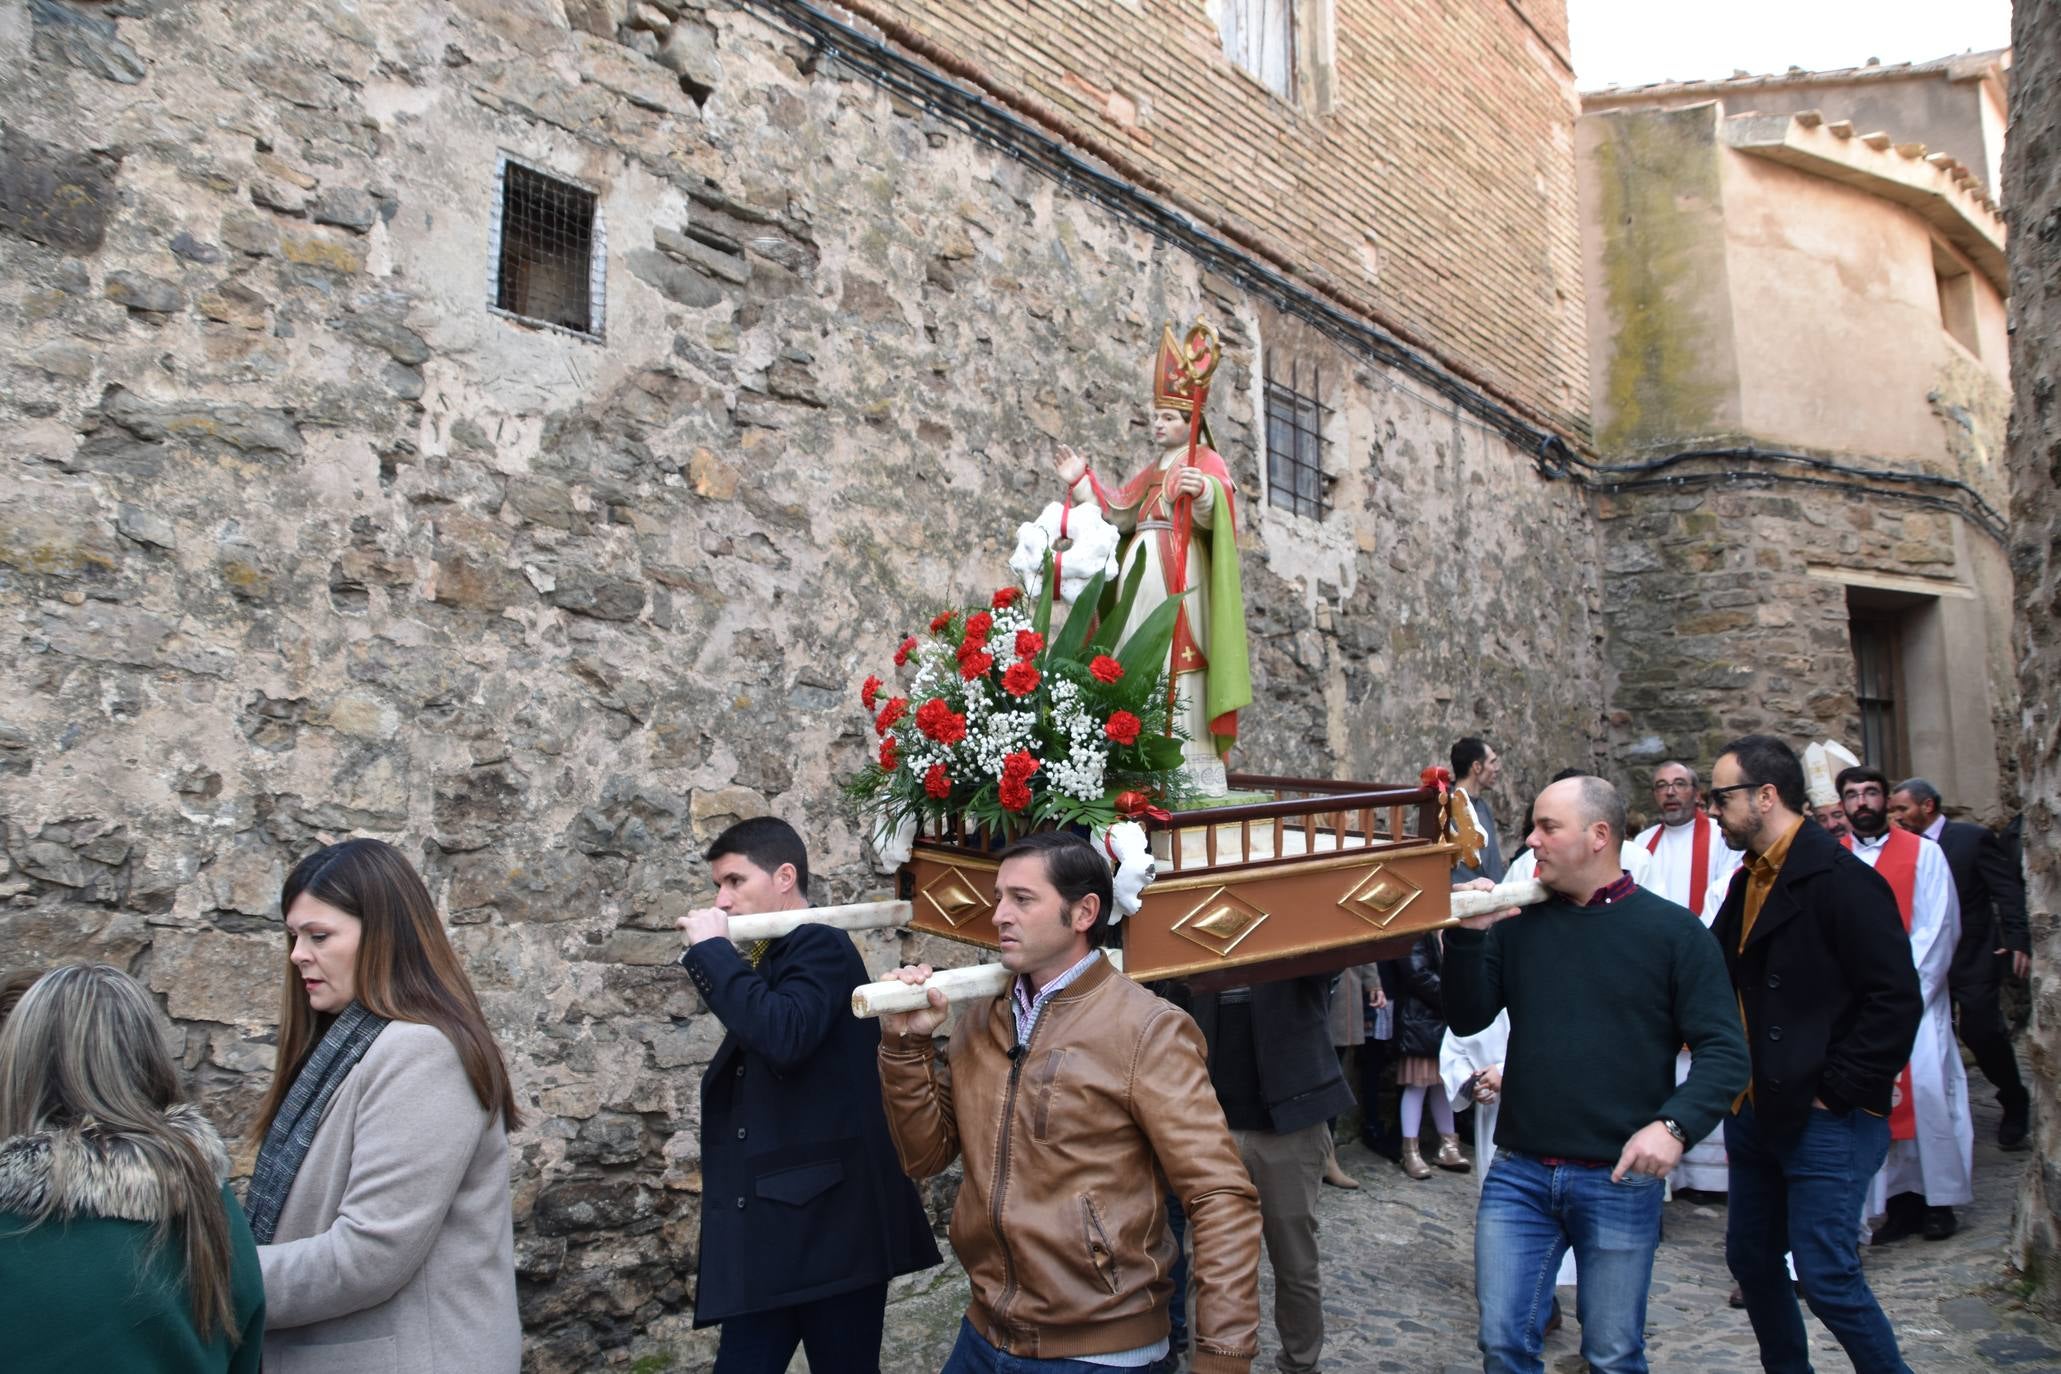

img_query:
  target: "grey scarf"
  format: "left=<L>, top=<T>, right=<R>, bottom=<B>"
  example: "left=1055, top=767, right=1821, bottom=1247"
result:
left=245, top=1002, right=389, bottom=1243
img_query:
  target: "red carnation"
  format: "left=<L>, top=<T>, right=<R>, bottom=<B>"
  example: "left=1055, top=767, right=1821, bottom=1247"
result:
left=874, top=697, right=908, bottom=735
left=879, top=735, right=899, bottom=770
left=992, top=587, right=1021, bottom=609
left=1002, top=660, right=1041, bottom=697
left=962, top=611, right=993, bottom=644
left=1104, top=710, right=1143, bottom=746
left=929, top=611, right=954, bottom=634
left=998, top=777, right=1032, bottom=812
left=861, top=674, right=883, bottom=711
left=1089, top=655, right=1124, bottom=684
left=1014, top=630, right=1045, bottom=659
left=1001, top=750, right=1040, bottom=783
left=915, top=697, right=968, bottom=745
left=958, top=650, right=994, bottom=680
left=893, top=636, right=918, bottom=667
left=924, top=764, right=952, bottom=799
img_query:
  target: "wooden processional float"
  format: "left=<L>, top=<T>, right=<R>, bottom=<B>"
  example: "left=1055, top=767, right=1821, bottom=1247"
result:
left=844, top=775, right=1550, bottom=1018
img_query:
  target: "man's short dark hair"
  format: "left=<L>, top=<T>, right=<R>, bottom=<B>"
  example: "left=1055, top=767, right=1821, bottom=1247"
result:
left=1452, top=737, right=1490, bottom=781
left=1835, top=765, right=1889, bottom=798
left=996, top=831, right=1116, bottom=948
left=706, top=816, right=810, bottom=897
left=1894, top=778, right=1942, bottom=811
left=1569, top=776, right=1628, bottom=845
left=1716, top=735, right=1807, bottom=813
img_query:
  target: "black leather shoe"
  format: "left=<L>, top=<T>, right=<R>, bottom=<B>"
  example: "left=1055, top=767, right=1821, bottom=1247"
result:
left=1923, top=1206, right=1958, bottom=1241
left=1871, top=1209, right=1923, bottom=1246
left=2000, top=1094, right=2031, bottom=1152
left=1728, top=1285, right=1746, bottom=1309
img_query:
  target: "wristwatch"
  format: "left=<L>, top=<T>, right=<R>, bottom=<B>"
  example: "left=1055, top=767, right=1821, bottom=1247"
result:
left=1659, top=1117, right=1688, bottom=1145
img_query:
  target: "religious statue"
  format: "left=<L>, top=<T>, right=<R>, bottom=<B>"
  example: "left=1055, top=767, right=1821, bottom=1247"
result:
left=1052, top=319, right=1252, bottom=795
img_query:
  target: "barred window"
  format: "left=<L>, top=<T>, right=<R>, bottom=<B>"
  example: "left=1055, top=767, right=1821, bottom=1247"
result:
left=1265, top=356, right=1329, bottom=520
left=489, top=155, right=606, bottom=339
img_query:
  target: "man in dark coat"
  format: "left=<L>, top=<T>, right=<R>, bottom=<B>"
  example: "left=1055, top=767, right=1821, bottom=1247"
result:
left=677, top=817, right=939, bottom=1373
left=1889, top=778, right=2032, bottom=1150
left=1178, top=975, right=1358, bottom=1374
left=1708, top=736, right=1922, bottom=1374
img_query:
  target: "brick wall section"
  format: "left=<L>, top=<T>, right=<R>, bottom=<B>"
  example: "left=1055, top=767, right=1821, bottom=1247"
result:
left=2006, top=0, right=2061, bottom=1312
left=859, top=0, right=1590, bottom=437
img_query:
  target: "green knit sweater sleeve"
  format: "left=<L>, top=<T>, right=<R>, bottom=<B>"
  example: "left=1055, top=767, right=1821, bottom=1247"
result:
left=1653, top=920, right=1752, bottom=1143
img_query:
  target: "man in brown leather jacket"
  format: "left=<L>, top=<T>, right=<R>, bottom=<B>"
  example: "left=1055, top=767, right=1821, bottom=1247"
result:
left=878, top=831, right=1262, bottom=1374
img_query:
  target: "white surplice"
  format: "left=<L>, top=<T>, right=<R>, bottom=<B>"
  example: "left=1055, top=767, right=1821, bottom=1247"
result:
left=1629, top=816, right=1744, bottom=1192
left=1851, top=830, right=1974, bottom=1210
left=1440, top=1013, right=1577, bottom=1287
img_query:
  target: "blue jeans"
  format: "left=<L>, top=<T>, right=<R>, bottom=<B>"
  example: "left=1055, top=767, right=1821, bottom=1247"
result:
left=940, top=1317, right=1153, bottom=1374
left=1475, top=1150, right=1663, bottom=1373
left=1726, top=1103, right=1911, bottom=1373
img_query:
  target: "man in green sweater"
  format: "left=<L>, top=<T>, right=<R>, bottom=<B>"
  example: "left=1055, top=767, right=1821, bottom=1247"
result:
left=1446, top=775, right=1749, bottom=1374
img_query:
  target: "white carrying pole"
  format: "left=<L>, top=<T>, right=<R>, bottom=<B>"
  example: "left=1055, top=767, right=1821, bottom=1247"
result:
left=679, top=899, right=913, bottom=945
left=851, top=949, right=1129, bottom=1019
left=849, top=881, right=1551, bottom=1019
left=1448, top=878, right=1548, bottom=921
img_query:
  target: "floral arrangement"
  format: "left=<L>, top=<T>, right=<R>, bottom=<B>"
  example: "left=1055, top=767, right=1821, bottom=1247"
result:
left=845, top=560, right=1191, bottom=839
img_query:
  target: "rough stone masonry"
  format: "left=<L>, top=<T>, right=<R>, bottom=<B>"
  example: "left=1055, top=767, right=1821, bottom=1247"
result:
left=0, top=0, right=1605, bottom=1367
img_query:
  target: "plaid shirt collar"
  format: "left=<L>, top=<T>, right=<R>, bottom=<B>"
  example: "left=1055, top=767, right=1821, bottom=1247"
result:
left=1584, top=871, right=1638, bottom=907
left=1010, top=948, right=1102, bottom=1045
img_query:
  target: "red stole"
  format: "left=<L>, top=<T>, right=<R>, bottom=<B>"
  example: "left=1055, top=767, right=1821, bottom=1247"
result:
left=1645, top=817, right=1711, bottom=914
left=1843, top=828, right=1920, bottom=1140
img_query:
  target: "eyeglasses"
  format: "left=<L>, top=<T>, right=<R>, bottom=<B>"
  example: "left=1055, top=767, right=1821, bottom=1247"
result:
left=1707, top=782, right=1762, bottom=806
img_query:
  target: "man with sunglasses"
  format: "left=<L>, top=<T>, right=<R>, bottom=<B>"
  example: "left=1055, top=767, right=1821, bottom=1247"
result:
left=1707, top=737, right=1921, bottom=1374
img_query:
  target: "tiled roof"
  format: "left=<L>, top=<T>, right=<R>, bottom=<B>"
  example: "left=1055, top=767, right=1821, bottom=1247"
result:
left=1582, top=48, right=2010, bottom=104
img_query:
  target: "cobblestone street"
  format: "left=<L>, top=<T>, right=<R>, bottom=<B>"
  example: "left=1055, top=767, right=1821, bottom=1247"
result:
left=874, top=1095, right=2061, bottom=1373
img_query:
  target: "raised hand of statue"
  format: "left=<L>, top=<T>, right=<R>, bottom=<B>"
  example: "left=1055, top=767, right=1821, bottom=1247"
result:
left=1053, top=445, right=1088, bottom=487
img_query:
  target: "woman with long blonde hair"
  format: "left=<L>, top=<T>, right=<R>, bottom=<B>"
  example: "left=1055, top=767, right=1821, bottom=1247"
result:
left=250, top=837, right=522, bottom=1373
left=0, top=963, right=266, bottom=1372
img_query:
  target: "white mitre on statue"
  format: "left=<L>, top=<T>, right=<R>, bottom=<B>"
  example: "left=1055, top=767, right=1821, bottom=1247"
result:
left=1802, top=739, right=1860, bottom=809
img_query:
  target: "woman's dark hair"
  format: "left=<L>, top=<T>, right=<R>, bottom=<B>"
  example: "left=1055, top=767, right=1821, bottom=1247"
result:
left=1716, top=734, right=1807, bottom=812
left=256, top=839, right=520, bottom=1141
left=705, top=816, right=810, bottom=897
left=996, top=832, right=1117, bottom=947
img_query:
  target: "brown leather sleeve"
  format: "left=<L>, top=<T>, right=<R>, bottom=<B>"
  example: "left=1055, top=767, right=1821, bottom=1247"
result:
left=1129, top=1005, right=1259, bottom=1370
left=877, top=1029, right=960, bottom=1179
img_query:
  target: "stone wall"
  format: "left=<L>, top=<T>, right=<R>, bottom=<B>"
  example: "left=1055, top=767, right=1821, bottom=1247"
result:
left=0, top=0, right=1602, bottom=1367
left=2007, top=0, right=2061, bottom=1312
left=1596, top=486, right=2015, bottom=824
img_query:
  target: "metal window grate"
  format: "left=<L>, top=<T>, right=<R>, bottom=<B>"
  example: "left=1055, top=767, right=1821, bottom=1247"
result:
left=488, top=156, right=605, bottom=339
left=1265, top=356, right=1329, bottom=520
left=1851, top=614, right=1903, bottom=777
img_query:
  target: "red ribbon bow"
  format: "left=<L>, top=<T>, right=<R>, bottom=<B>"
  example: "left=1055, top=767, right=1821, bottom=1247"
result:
left=1113, top=789, right=1172, bottom=824
left=1419, top=766, right=1453, bottom=797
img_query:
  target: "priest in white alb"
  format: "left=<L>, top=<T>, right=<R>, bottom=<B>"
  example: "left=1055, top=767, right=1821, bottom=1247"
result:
left=1630, top=760, right=1743, bottom=1194
left=1835, top=764, right=1972, bottom=1244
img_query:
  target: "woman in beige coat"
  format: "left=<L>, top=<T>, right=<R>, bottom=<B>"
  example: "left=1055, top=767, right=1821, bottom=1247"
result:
left=248, top=838, right=522, bottom=1374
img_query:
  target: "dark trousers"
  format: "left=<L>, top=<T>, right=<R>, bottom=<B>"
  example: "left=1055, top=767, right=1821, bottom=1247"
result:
left=1725, top=1105, right=1909, bottom=1374
left=712, top=1281, right=890, bottom=1374
left=1358, top=1037, right=1400, bottom=1155
left=1953, top=977, right=2026, bottom=1103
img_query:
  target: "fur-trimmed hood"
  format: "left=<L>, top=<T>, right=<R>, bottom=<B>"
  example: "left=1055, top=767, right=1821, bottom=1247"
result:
left=0, top=1103, right=229, bottom=1223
